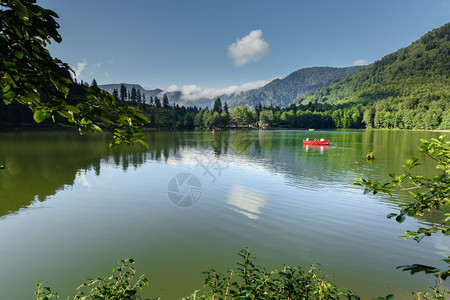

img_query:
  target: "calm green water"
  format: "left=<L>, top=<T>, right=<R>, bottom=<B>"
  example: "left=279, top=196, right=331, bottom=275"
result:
left=0, top=130, right=449, bottom=299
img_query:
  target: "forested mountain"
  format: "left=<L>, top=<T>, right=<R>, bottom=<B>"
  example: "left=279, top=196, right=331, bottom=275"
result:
left=228, top=66, right=365, bottom=108
left=299, top=23, right=450, bottom=129
left=99, top=67, right=364, bottom=109
left=300, top=23, right=450, bottom=105
left=167, top=66, right=365, bottom=108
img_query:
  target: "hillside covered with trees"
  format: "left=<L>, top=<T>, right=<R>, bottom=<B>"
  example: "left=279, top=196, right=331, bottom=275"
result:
left=300, top=23, right=450, bottom=129
left=224, top=66, right=365, bottom=108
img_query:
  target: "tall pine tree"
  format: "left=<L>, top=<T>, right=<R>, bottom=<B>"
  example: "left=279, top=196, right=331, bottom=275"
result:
left=223, top=102, right=229, bottom=114
left=163, top=93, right=170, bottom=108
left=154, top=96, right=161, bottom=108
left=120, top=84, right=127, bottom=102
left=131, top=87, right=137, bottom=103
left=112, top=88, right=119, bottom=99
left=213, top=98, right=222, bottom=113
left=137, top=90, right=142, bottom=103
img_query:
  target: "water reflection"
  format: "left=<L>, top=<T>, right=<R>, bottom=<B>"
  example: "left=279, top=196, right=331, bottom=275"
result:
left=303, top=145, right=330, bottom=153
left=227, top=185, right=268, bottom=220
left=76, top=170, right=93, bottom=189
left=0, top=130, right=444, bottom=221
left=1, top=129, right=449, bottom=299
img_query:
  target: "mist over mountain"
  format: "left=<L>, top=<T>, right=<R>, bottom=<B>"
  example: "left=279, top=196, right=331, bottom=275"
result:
left=98, top=83, right=162, bottom=101
left=227, top=66, right=365, bottom=107
left=100, top=66, right=364, bottom=108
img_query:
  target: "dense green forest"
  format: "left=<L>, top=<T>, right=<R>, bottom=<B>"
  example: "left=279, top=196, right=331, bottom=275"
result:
left=2, top=84, right=448, bottom=130
left=105, top=91, right=370, bottom=130
left=109, top=82, right=450, bottom=130
left=300, top=23, right=450, bottom=130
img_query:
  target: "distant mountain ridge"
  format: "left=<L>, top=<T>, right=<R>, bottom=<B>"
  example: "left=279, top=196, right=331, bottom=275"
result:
left=100, top=66, right=365, bottom=108
left=229, top=66, right=365, bottom=107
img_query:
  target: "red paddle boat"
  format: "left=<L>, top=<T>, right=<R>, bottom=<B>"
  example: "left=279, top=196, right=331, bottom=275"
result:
left=303, top=139, right=330, bottom=146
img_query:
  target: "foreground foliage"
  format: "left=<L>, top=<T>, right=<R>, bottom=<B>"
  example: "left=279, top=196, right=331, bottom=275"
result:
left=184, top=248, right=358, bottom=300
left=356, top=135, right=450, bottom=281
left=35, top=250, right=359, bottom=300
left=1, top=0, right=148, bottom=147
left=35, top=259, right=149, bottom=300
left=414, top=286, right=450, bottom=300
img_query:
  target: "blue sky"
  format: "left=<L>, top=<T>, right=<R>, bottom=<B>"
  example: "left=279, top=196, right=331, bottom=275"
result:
left=41, top=0, right=449, bottom=97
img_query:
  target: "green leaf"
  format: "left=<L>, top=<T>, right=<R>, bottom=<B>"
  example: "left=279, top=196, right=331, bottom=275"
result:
left=13, top=0, right=29, bottom=20
left=57, top=110, right=71, bottom=119
left=88, top=124, right=103, bottom=133
left=65, top=105, right=80, bottom=114
left=14, top=50, right=24, bottom=59
left=397, top=264, right=440, bottom=275
left=395, top=215, right=405, bottom=223
left=59, top=84, right=69, bottom=97
left=403, top=157, right=420, bottom=170
left=80, top=118, right=92, bottom=125
left=3, top=88, right=17, bottom=101
left=136, top=139, right=149, bottom=149
left=109, top=138, right=121, bottom=150
left=33, top=109, right=51, bottom=123
left=2, top=84, right=11, bottom=94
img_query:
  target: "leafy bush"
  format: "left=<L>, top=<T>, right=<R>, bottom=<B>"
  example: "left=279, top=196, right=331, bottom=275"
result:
left=183, top=248, right=358, bottom=300
left=34, top=259, right=149, bottom=300
left=356, top=135, right=450, bottom=298
left=356, top=135, right=450, bottom=280
left=34, top=251, right=359, bottom=300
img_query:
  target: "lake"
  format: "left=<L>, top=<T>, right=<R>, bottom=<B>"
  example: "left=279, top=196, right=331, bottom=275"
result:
left=0, top=129, right=448, bottom=299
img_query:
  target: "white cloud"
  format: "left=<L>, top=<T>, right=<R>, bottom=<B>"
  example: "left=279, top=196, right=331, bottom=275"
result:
left=228, top=30, right=271, bottom=67
left=162, top=79, right=274, bottom=101
left=353, top=59, right=367, bottom=66
left=227, top=185, right=268, bottom=220
left=76, top=170, right=92, bottom=188
left=72, top=58, right=87, bottom=81
left=165, top=84, right=180, bottom=93
left=104, top=72, right=110, bottom=79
